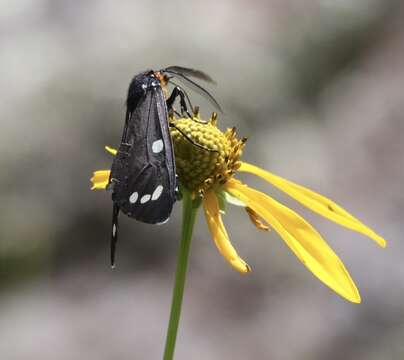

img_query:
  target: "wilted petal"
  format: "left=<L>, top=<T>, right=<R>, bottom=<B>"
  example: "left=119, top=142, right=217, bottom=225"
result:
left=203, top=190, right=251, bottom=274
left=239, top=162, right=386, bottom=248
left=245, top=207, right=270, bottom=231
left=226, top=179, right=361, bottom=303
left=90, top=170, right=110, bottom=190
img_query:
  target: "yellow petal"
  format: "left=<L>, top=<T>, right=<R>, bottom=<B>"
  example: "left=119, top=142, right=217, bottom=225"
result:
left=245, top=207, right=270, bottom=231
left=239, top=162, right=386, bottom=248
left=203, top=190, right=251, bottom=274
left=90, top=170, right=110, bottom=190
left=105, top=146, right=117, bottom=156
left=226, top=179, right=361, bottom=303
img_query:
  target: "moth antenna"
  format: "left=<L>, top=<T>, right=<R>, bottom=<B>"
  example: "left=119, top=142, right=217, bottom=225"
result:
left=169, top=123, right=218, bottom=153
left=164, top=70, right=223, bottom=113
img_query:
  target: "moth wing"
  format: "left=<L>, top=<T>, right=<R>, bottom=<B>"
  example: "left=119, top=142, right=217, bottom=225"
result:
left=110, top=86, right=176, bottom=224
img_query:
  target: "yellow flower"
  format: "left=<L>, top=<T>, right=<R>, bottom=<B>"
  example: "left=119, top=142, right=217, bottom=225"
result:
left=91, top=112, right=386, bottom=304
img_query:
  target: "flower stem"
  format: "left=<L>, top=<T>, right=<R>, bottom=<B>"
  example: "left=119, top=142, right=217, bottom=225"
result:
left=163, top=190, right=199, bottom=360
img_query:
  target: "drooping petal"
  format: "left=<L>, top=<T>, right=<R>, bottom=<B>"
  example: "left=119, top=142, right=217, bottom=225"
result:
left=90, top=170, right=110, bottom=190
left=239, top=162, right=386, bottom=248
left=245, top=207, right=270, bottom=231
left=203, top=190, right=251, bottom=274
left=225, top=179, right=361, bottom=303
left=105, top=146, right=117, bottom=156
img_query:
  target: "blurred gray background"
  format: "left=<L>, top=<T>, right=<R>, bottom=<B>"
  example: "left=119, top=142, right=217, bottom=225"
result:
left=1, top=0, right=403, bottom=359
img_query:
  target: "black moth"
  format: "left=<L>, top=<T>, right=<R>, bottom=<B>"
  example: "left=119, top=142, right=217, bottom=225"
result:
left=108, top=66, right=221, bottom=266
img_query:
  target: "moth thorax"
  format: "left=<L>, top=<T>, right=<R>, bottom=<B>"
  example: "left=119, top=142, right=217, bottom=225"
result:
left=170, top=115, right=246, bottom=195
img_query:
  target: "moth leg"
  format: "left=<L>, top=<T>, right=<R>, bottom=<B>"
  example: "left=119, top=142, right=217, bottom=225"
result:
left=169, top=122, right=218, bottom=153
left=111, top=203, right=120, bottom=268
left=167, top=86, right=207, bottom=124
left=173, top=110, right=182, bottom=118
left=166, top=86, right=192, bottom=118
left=168, top=80, right=195, bottom=114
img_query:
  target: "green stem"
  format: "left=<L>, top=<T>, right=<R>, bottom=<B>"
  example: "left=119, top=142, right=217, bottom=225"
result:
left=163, top=190, right=199, bottom=360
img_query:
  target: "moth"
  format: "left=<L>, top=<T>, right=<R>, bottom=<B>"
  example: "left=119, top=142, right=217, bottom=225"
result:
left=108, top=66, right=221, bottom=266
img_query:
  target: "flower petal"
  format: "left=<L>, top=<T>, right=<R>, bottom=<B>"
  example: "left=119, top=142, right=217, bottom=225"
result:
left=239, top=162, right=386, bottom=248
left=105, top=146, right=117, bottom=156
left=203, top=190, right=251, bottom=273
left=226, top=179, right=361, bottom=303
left=90, top=170, right=110, bottom=190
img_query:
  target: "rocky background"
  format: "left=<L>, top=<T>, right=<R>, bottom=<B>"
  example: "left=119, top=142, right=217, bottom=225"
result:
left=1, top=1, right=403, bottom=359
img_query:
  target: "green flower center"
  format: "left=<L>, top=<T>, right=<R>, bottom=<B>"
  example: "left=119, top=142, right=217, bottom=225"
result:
left=170, top=112, right=246, bottom=194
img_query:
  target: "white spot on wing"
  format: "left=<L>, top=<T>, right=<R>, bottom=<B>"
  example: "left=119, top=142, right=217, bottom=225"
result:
left=152, top=139, right=164, bottom=153
left=151, top=185, right=164, bottom=200
left=112, top=224, right=117, bottom=236
left=140, top=194, right=151, bottom=204
left=129, top=192, right=139, bottom=204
